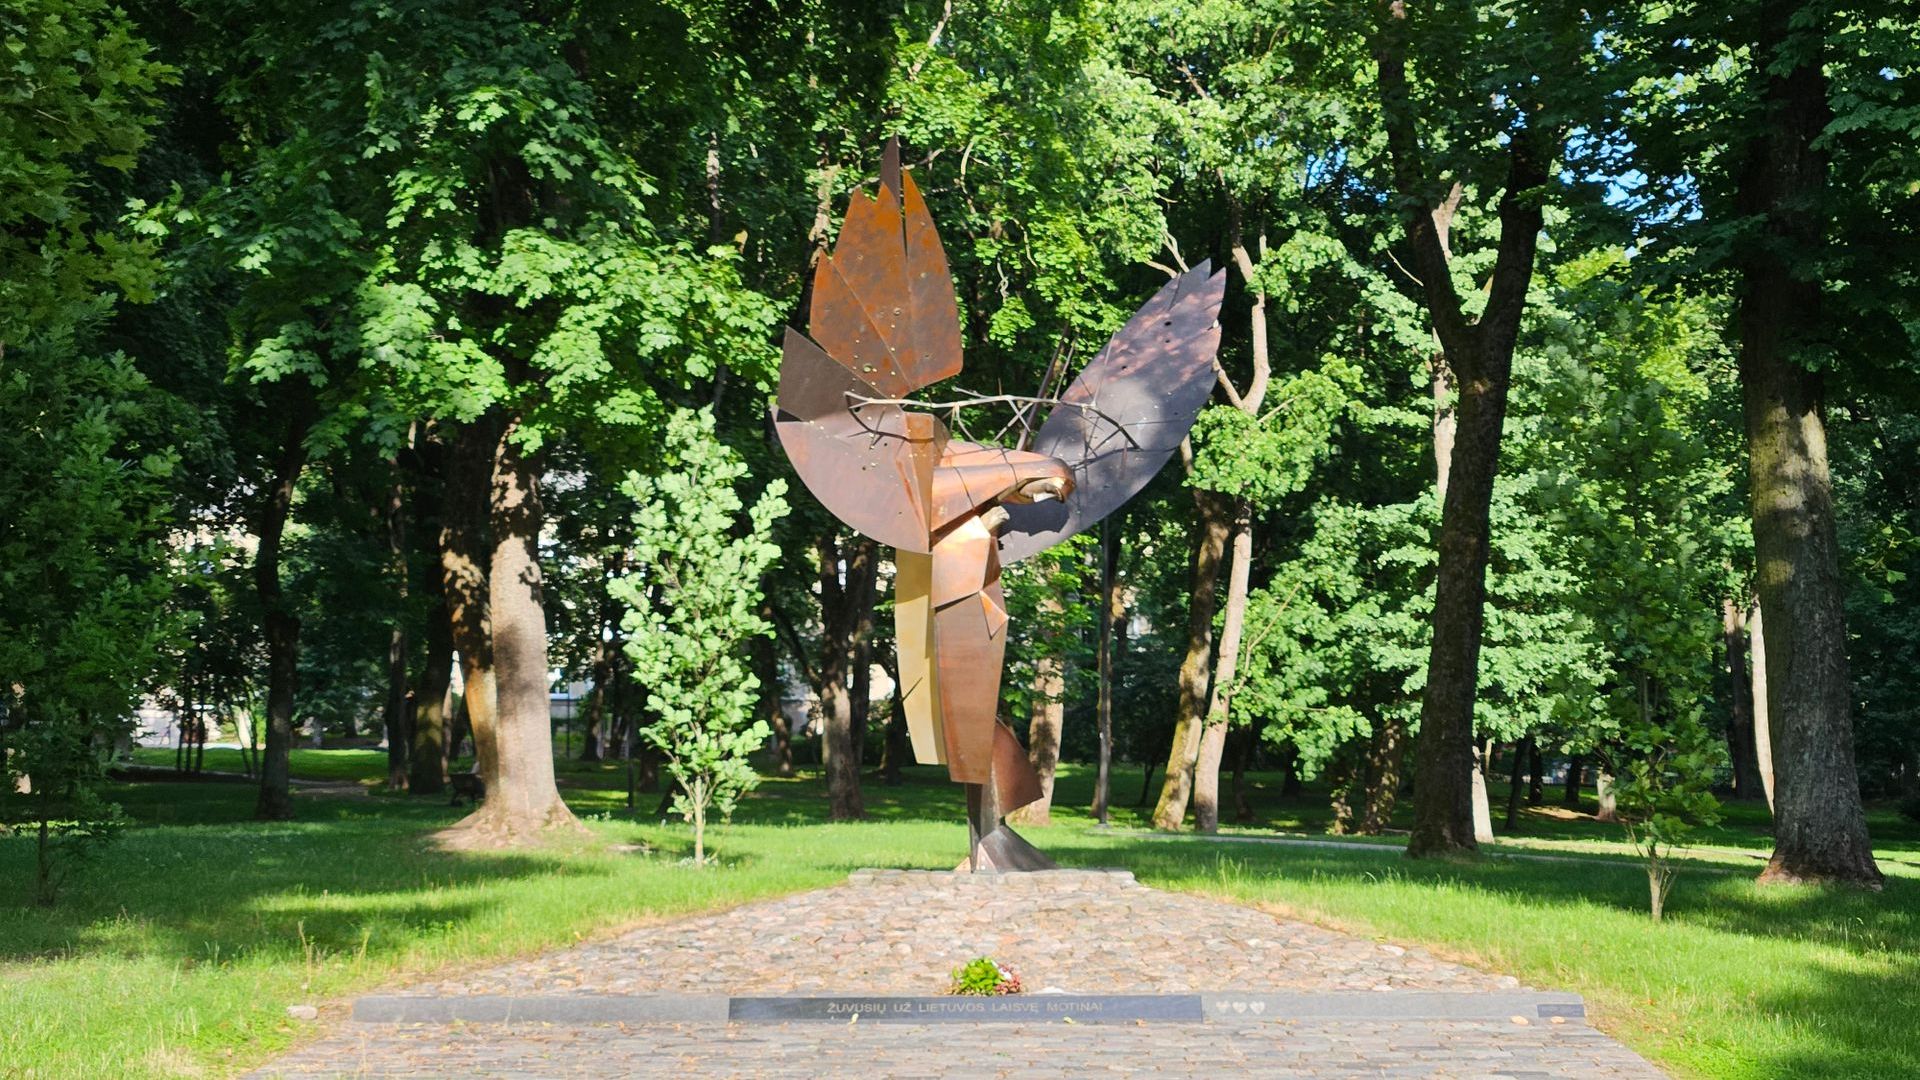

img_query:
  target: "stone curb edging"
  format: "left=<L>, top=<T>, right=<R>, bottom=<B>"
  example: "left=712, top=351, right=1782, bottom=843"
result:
left=351, top=991, right=1586, bottom=1026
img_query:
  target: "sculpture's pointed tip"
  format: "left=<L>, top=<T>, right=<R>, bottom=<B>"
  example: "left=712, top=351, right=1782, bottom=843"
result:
left=881, top=137, right=902, bottom=200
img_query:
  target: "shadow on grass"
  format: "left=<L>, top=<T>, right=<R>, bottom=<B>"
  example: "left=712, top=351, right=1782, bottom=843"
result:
left=0, top=780, right=615, bottom=967
left=1010, top=832, right=1920, bottom=962
left=1020, top=832, right=1920, bottom=1078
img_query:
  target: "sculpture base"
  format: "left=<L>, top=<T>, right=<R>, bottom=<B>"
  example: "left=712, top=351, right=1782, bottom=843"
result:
left=959, top=822, right=1058, bottom=873
left=962, top=783, right=1057, bottom=872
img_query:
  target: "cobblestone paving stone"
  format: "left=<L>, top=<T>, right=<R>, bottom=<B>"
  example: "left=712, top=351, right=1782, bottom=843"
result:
left=257, top=1018, right=1662, bottom=1078
left=254, top=870, right=1664, bottom=1078
left=412, top=869, right=1517, bottom=996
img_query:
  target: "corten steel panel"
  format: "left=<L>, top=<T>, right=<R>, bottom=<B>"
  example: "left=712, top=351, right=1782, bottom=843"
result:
left=773, top=329, right=936, bottom=553
left=998, top=262, right=1228, bottom=564
left=992, top=721, right=1044, bottom=812
left=930, top=443, right=1074, bottom=534
left=893, top=548, right=946, bottom=766
left=899, top=168, right=964, bottom=388
left=931, top=516, right=1004, bottom=785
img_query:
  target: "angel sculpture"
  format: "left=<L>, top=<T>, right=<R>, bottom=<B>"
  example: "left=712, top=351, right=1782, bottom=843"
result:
left=774, top=141, right=1225, bottom=870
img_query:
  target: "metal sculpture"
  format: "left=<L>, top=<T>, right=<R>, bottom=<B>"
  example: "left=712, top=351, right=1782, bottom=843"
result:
left=774, top=141, right=1226, bottom=870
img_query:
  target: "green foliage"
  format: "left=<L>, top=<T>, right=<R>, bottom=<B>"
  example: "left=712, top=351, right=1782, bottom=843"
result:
left=0, top=0, right=171, bottom=345
left=1187, top=360, right=1358, bottom=506
left=0, top=335, right=180, bottom=903
left=614, top=409, right=788, bottom=863
left=947, top=956, right=1023, bottom=996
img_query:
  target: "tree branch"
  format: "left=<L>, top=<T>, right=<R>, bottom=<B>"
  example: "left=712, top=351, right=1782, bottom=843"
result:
left=1374, top=0, right=1473, bottom=360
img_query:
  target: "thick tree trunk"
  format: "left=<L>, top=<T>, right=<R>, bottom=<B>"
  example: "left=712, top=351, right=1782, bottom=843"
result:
left=1735, top=2, right=1879, bottom=887
left=1194, top=501, right=1255, bottom=833
left=1563, top=753, right=1584, bottom=808
left=382, top=472, right=411, bottom=791
left=442, top=419, right=498, bottom=786
left=1153, top=489, right=1232, bottom=829
left=1596, top=770, right=1618, bottom=823
left=1527, top=742, right=1544, bottom=805
left=254, top=407, right=310, bottom=821
left=1750, top=602, right=1776, bottom=808
left=1379, top=4, right=1550, bottom=857
left=1722, top=598, right=1765, bottom=798
left=441, top=422, right=583, bottom=846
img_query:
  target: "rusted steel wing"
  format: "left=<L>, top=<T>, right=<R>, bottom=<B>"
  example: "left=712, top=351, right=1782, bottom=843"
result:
left=773, top=328, right=945, bottom=552
left=997, top=261, right=1228, bottom=564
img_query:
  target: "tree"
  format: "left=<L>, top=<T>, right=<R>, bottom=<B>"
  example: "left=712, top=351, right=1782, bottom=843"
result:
left=1724, top=2, right=1883, bottom=887
left=1536, top=261, right=1739, bottom=917
left=0, top=0, right=177, bottom=901
left=1618, top=0, right=1916, bottom=884
left=614, top=409, right=789, bottom=864
left=1367, top=1, right=1600, bottom=857
left=187, top=0, right=787, bottom=844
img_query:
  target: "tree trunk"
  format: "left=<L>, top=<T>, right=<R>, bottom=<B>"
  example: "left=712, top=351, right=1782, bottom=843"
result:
left=1722, top=597, right=1765, bottom=799
left=254, top=406, right=310, bottom=821
left=1378, top=5, right=1551, bottom=857
left=1469, top=741, right=1495, bottom=842
left=1750, top=602, right=1776, bottom=809
left=1596, top=770, right=1618, bottom=823
left=1092, top=519, right=1119, bottom=825
left=382, top=471, right=411, bottom=792
left=1153, top=489, right=1232, bottom=829
left=1504, top=737, right=1532, bottom=832
left=1330, top=750, right=1359, bottom=835
left=849, top=552, right=876, bottom=772
left=441, top=421, right=583, bottom=846
left=1358, top=717, right=1405, bottom=834
left=409, top=579, right=454, bottom=795
left=443, top=419, right=498, bottom=787
left=1527, top=741, right=1544, bottom=805
left=1011, top=595, right=1067, bottom=827
left=1232, top=721, right=1263, bottom=825
left=819, top=536, right=869, bottom=821
left=1194, top=501, right=1255, bottom=833
left=754, top=599, right=794, bottom=777
left=1563, top=753, right=1584, bottom=808
left=878, top=658, right=909, bottom=786
left=1735, top=2, right=1880, bottom=887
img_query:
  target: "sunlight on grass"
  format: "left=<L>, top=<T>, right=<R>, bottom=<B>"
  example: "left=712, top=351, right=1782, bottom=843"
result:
left=3, top=754, right=1915, bottom=1079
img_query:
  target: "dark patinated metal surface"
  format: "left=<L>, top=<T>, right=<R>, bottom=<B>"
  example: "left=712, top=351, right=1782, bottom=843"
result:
left=997, top=261, right=1227, bottom=565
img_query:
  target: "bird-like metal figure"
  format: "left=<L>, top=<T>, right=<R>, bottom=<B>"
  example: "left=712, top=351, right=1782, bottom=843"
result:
left=774, top=141, right=1226, bottom=870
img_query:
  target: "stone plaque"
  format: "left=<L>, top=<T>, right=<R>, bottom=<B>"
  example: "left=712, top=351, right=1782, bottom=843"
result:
left=727, top=994, right=1205, bottom=1024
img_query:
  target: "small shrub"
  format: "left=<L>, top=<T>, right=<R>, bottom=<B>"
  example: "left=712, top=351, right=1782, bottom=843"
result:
left=948, top=957, right=1023, bottom=996
left=1897, top=795, right=1920, bottom=826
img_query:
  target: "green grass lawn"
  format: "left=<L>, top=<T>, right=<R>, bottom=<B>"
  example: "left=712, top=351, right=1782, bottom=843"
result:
left=3, top=752, right=1915, bottom=1079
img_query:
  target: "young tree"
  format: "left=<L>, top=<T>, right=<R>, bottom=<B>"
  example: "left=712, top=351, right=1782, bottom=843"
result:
left=613, top=410, right=789, bottom=864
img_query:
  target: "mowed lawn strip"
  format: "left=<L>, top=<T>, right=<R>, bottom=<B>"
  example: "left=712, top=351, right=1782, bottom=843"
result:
left=2, top=753, right=1915, bottom=1080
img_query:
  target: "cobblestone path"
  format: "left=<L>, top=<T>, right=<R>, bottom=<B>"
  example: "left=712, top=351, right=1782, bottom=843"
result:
left=254, top=869, right=1662, bottom=1078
